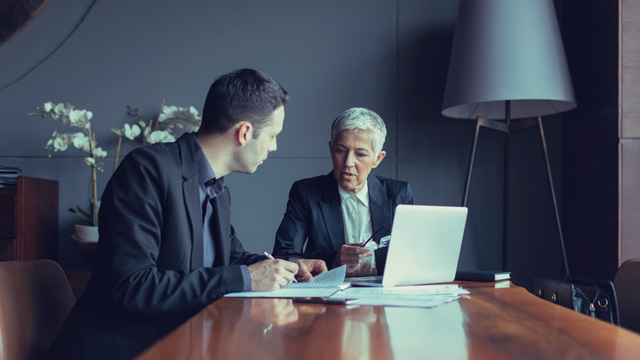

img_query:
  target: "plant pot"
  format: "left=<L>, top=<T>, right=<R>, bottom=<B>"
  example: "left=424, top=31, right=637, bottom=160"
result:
left=71, top=235, right=97, bottom=263
left=74, top=224, right=99, bottom=243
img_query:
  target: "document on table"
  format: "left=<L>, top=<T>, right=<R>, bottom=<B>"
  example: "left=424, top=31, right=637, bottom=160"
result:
left=329, top=284, right=469, bottom=308
left=225, top=265, right=348, bottom=298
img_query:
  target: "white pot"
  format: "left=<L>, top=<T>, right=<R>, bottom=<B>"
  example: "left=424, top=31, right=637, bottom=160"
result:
left=74, top=224, right=99, bottom=243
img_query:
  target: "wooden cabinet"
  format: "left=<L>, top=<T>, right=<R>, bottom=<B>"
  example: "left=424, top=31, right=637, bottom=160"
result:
left=0, top=176, right=58, bottom=261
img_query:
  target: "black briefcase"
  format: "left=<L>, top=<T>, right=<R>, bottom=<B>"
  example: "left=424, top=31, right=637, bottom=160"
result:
left=533, top=275, right=619, bottom=325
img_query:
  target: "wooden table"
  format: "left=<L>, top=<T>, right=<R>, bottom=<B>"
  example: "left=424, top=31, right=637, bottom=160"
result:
left=136, top=282, right=640, bottom=359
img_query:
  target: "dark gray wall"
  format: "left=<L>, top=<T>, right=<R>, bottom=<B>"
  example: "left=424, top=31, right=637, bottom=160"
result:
left=0, top=0, right=565, bottom=290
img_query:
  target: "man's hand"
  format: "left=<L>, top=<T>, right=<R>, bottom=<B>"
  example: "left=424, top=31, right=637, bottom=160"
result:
left=333, top=243, right=373, bottom=273
left=249, top=298, right=298, bottom=325
left=291, top=259, right=328, bottom=282
left=248, top=259, right=298, bottom=291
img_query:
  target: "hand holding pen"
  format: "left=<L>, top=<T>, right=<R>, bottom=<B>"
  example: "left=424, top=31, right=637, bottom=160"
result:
left=361, top=225, right=385, bottom=247
left=334, top=226, right=385, bottom=271
left=264, top=252, right=298, bottom=282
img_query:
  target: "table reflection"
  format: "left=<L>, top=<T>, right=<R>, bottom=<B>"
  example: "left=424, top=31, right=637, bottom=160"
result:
left=385, top=301, right=468, bottom=359
left=137, top=297, right=469, bottom=360
left=139, top=297, right=401, bottom=360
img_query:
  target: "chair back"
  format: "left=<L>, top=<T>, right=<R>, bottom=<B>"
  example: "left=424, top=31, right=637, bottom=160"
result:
left=0, top=260, right=76, bottom=360
left=613, top=258, right=640, bottom=333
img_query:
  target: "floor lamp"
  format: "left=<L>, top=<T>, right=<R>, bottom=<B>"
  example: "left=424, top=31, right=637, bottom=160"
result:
left=441, top=0, right=577, bottom=272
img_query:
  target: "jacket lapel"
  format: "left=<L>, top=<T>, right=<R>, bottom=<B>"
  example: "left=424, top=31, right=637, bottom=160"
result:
left=177, top=134, right=204, bottom=270
left=368, top=175, right=393, bottom=242
left=320, top=172, right=345, bottom=250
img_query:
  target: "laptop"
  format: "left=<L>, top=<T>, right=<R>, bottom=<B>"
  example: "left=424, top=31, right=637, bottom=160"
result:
left=348, top=204, right=468, bottom=287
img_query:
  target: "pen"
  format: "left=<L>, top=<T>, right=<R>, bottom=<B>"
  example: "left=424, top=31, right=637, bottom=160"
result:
left=361, top=225, right=385, bottom=247
left=264, top=251, right=297, bottom=282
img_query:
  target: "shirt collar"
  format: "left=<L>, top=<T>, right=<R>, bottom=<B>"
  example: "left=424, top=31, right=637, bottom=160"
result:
left=189, top=133, right=219, bottom=186
left=338, top=181, right=369, bottom=207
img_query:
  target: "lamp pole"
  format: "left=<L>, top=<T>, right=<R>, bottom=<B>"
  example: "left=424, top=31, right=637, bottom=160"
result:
left=502, top=101, right=511, bottom=271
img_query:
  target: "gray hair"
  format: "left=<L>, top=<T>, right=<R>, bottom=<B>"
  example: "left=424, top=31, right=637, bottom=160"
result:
left=330, top=107, right=387, bottom=155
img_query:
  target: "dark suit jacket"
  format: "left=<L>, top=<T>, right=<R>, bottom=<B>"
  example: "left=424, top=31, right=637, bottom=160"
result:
left=272, top=172, right=414, bottom=274
left=48, top=133, right=264, bottom=360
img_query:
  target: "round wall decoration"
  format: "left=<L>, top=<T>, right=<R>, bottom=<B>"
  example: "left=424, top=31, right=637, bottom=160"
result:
left=0, top=0, right=48, bottom=45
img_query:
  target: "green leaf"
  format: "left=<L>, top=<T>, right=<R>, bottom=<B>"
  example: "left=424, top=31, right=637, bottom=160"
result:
left=68, top=206, right=94, bottom=225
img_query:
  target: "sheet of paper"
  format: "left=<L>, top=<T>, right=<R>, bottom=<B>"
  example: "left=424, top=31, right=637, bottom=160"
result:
left=224, top=265, right=347, bottom=298
left=333, top=284, right=468, bottom=299
left=345, top=295, right=463, bottom=308
left=225, top=288, right=342, bottom=298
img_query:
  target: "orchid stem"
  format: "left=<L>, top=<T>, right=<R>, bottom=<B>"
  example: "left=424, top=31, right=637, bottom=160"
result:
left=114, top=136, right=122, bottom=173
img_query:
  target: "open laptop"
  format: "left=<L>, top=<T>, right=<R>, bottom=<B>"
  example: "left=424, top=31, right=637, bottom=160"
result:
left=348, top=204, right=468, bottom=287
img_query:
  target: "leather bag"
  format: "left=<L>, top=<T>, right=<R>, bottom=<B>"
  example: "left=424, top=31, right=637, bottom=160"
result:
left=533, top=275, right=619, bottom=325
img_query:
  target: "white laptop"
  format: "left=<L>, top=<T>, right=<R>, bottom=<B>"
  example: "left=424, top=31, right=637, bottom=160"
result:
left=348, top=204, right=468, bottom=287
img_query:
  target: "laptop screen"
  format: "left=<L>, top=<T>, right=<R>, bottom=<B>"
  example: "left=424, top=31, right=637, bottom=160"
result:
left=381, top=205, right=468, bottom=287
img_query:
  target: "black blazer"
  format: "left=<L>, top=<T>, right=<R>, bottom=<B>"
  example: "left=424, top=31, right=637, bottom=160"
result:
left=272, top=172, right=414, bottom=274
left=48, top=133, right=264, bottom=360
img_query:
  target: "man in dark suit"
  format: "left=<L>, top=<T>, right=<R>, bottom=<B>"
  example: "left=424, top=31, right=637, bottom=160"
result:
left=48, top=69, right=326, bottom=360
left=273, top=107, right=413, bottom=276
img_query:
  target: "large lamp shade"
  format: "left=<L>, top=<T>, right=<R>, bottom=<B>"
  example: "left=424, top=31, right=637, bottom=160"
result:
left=442, top=0, right=576, bottom=119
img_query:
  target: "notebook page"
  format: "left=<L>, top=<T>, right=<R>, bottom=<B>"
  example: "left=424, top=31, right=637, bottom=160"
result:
left=282, top=265, right=346, bottom=289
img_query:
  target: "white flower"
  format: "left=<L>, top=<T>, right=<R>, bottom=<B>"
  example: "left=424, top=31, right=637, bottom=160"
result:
left=94, top=147, right=107, bottom=158
left=53, top=135, right=71, bottom=151
left=189, top=106, right=199, bottom=118
left=148, top=130, right=175, bottom=144
left=72, top=132, right=91, bottom=152
left=158, top=105, right=178, bottom=122
left=45, top=130, right=58, bottom=148
left=124, top=123, right=141, bottom=140
left=84, top=157, right=95, bottom=166
left=44, top=102, right=55, bottom=112
left=68, top=109, right=92, bottom=128
left=46, top=102, right=66, bottom=120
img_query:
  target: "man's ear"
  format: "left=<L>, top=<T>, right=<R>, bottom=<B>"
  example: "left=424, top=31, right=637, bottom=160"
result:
left=236, top=122, right=253, bottom=146
left=372, top=150, right=387, bottom=168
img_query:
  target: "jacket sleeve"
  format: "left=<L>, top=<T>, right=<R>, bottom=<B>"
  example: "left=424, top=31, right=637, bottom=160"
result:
left=272, top=181, right=310, bottom=260
left=404, top=182, right=415, bottom=205
left=273, top=181, right=340, bottom=266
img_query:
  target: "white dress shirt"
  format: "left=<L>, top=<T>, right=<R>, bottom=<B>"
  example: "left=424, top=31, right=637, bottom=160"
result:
left=338, top=181, right=377, bottom=276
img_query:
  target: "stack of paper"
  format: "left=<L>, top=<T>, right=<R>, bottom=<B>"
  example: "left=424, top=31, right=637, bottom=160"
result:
left=330, top=284, right=469, bottom=308
left=0, top=166, right=21, bottom=188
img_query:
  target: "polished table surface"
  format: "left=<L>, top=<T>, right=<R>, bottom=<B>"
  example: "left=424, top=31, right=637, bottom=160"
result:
left=136, top=282, right=640, bottom=359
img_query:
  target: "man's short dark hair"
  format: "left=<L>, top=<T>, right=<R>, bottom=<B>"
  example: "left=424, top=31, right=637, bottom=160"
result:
left=198, top=69, right=289, bottom=136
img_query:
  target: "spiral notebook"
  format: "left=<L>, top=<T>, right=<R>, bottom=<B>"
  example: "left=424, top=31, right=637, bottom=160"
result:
left=224, top=265, right=349, bottom=298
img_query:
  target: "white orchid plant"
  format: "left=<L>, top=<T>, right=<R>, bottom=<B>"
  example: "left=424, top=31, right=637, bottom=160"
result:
left=31, top=102, right=106, bottom=226
left=111, top=101, right=201, bottom=170
left=31, top=100, right=202, bottom=228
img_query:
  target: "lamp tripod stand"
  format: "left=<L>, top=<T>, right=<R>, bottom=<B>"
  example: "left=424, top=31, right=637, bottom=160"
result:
left=461, top=101, right=570, bottom=274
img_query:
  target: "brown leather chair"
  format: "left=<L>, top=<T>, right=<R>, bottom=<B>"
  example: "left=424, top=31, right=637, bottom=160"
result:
left=0, top=260, right=76, bottom=360
left=613, top=258, right=640, bottom=333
